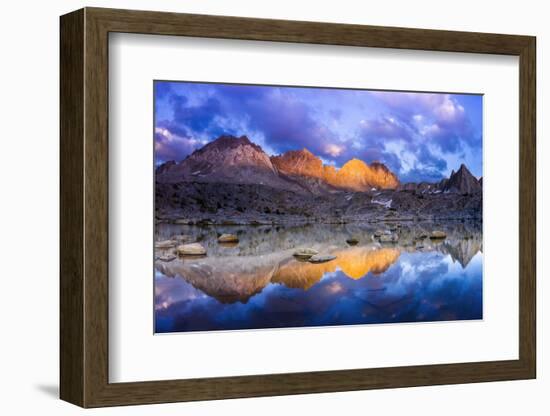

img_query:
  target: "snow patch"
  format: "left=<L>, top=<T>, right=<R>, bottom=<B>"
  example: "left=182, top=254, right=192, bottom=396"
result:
left=372, top=198, right=392, bottom=208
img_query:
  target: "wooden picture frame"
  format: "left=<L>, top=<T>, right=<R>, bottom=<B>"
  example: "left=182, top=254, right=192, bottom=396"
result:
left=60, top=7, right=536, bottom=408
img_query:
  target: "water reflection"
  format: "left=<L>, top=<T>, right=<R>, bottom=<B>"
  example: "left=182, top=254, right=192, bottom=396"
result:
left=155, top=222, right=482, bottom=332
left=271, top=247, right=401, bottom=289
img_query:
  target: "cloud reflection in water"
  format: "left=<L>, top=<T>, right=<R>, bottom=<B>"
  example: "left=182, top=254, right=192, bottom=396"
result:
left=155, top=245, right=482, bottom=333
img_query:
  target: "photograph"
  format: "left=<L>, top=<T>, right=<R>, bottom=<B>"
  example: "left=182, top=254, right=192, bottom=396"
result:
left=153, top=81, right=483, bottom=333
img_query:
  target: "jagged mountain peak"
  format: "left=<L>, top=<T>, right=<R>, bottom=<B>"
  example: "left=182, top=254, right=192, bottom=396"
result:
left=193, top=134, right=260, bottom=155
left=452, top=163, right=470, bottom=177
left=157, top=135, right=400, bottom=192
left=397, top=164, right=481, bottom=195
left=341, top=158, right=365, bottom=168
left=156, top=160, right=176, bottom=174
left=270, top=149, right=325, bottom=183
left=442, top=163, right=481, bottom=195
left=272, top=149, right=398, bottom=191
left=339, top=159, right=369, bottom=176
left=334, top=158, right=398, bottom=190
left=277, top=147, right=318, bottom=160
left=155, top=134, right=293, bottom=189
left=370, top=161, right=392, bottom=173
left=452, top=163, right=475, bottom=180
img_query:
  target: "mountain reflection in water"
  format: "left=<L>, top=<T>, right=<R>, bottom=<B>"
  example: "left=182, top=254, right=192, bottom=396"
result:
left=155, top=222, right=482, bottom=333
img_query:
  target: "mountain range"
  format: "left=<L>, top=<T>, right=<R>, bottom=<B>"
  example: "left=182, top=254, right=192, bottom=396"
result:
left=156, top=135, right=400, bottom=193
left=155, top=135, right=482, bottom=223
left=156, top=135, right=480, bottom=195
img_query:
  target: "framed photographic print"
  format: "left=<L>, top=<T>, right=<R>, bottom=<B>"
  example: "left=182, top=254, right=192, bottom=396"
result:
left=60, top=7, right=536, bottom=407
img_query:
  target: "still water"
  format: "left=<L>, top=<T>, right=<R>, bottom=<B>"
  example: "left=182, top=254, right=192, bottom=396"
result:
left=154, top=222, right=482, bottom=333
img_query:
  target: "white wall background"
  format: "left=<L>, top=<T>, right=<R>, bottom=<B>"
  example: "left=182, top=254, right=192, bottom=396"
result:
left=0, top=0, right=545, bottom=414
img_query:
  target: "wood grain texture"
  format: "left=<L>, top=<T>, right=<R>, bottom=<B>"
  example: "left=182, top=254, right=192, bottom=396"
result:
left=59, top=7, right=537, bottom=408
left=83, top=10, right=110, bottom=407
left=59, top=8, right=84, bottom=407
left=88, top=7, right=532, bottom=54
left=518, top=38, right=537, bottom=376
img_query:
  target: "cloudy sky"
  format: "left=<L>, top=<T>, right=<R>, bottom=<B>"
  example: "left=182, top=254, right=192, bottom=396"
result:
left=154, top=81, right=482, bottom=182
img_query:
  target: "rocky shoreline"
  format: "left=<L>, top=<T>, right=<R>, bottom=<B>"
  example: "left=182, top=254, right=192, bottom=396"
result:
left=155, top=220, right=482, bottom=262
left=155, top=183, right=482, bottom=226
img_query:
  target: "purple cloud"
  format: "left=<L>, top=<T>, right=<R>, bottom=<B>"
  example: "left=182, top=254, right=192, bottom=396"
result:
left=154, top=126, right=203, bottom=164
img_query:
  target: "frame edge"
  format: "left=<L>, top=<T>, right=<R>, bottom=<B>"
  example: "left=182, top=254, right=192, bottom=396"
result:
left=60, top=8, right=86, bottom=408
left=518, top=36, right=537, bottom=379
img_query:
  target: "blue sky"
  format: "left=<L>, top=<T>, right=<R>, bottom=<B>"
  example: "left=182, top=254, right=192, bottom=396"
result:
left=154, top=81, right=482, bottom=182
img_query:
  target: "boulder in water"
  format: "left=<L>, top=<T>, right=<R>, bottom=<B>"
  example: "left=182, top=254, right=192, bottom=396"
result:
left=218, top=233, right=239, bottom=243
left=308, top=254, right=337, bottom=263
left=293, top=248, right=318, bottom=259
left=158, top=254, right=176, bottom=262
left=155, top=240, right=177, bottom=249
left=430, top=230, right=447, bottom=239
left=177, top=243, right=207, bottom=256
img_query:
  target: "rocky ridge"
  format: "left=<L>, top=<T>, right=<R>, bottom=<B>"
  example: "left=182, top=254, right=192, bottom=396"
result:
left=157, top=135, right=399, bottom=193
left=398, top=163, right=482, bottom=196
left=271, top=149, right=399, bottom=192
left=155, top=135, right=482, bottom=224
